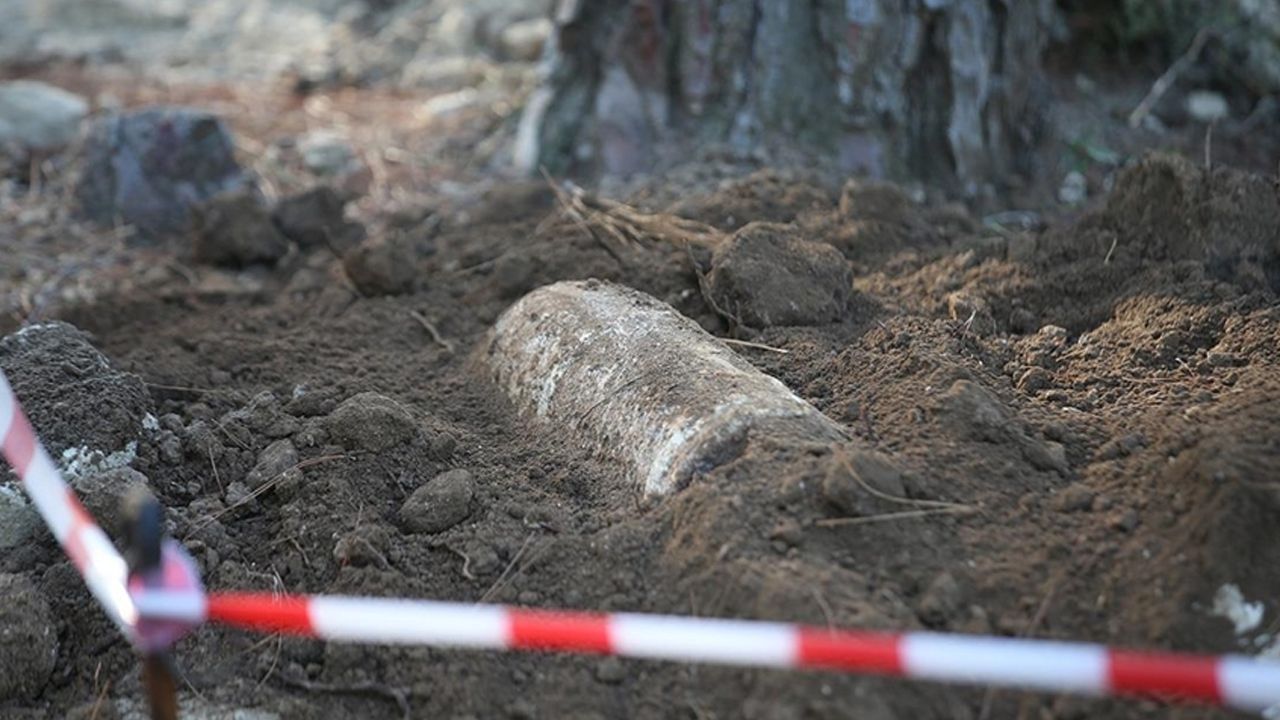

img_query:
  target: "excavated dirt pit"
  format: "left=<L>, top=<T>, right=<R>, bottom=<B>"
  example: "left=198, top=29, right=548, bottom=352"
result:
left=0, top=74, right=1278, bottom=720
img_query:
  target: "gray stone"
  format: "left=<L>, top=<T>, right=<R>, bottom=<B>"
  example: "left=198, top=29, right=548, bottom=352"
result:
left=323, top=393, right=417, bottom=451
left=74, top=107, right=247, bottom=240
left=193, top=190, right=289, bottom=267
left=0, top=573, right=58, bottom=700
left=399, top=469, right=474, bottom=534
left=245, top=439, right=299, bottom=491
left=0, top=80, right=88, bottom=152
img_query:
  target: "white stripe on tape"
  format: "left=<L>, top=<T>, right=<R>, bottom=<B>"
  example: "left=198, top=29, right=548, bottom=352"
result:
left=611, top=614, right=796, bottom=667
left=1218, top=656, right=1280, bottom=712
left=0, top=373, right=14, bottom=443
left=133, top=590, right=209, bottom=623
left=310, top=597, right=508, bottom=647
left=21, top=448, right=75, bottom=541
left=902, top=633, right=1108, bottom=695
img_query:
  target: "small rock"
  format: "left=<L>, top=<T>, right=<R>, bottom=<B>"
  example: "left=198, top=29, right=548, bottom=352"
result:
left=245, top=439, right=299, bottom=491
left=917, top=572, right=964, bottom=627
left=323, top=393, right=418, bottom=451
left=0, top=484, right=40, bottom=551
left=343, top=238, right=416, bottom=296
left=705, top=222, right=853, bottom=327
left=0, top=80, right=88, bottom=152
left=332, top=526, right=390, bottom=569
left=193, top=189, right=290, bottom=267
left=1186, top=90, right=1229, bottom=124
left=1110, top=509, right=1139, bottom=533
left=499, top=17, right=552, bottom=62
left=284, top=385, right=339, bottom=417
left=399, top=469, right=475, bottom=534
left=1058, top=170, right=1087, bottom=206
left=298, top=131, right=357, bottom=176
left=768, top=517, right=804, bottom=547
left=0, top=573, right=58, bottom=700
left=1022, top=438, right=1068, bottom=475
left=1016, top=367, right=1052, bottom=394
left=493, top=252, right=539, bottom=298
left=1009, top=308, right=1037, bottom=334
left=241, top=392, right=300, bottom=438
left=71, top=467, right=149, bottom=537
left=594, top=657, right=626, bottom=684
left=1097, top=433, right=1147, bottom=461
left=272, top=186, right=365, bottom=254
left=1206, top=350, right=1242, bottom=367
left=1053, top=483, right=1095, bottom=512
left=224, top=481, right=254, bottom=511
left=74, top=108, right=247, bottom=239
left=428, top=433, right=457, bottom=461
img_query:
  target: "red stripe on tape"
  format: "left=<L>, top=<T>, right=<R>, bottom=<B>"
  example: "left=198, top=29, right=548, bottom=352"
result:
left=207, top=593, right=313, bottom=635
left=796, top=630, right=904, bottom=674
left=1108, top=650, right=1221, bottom=703
left=509, top=610, right=612, bottom=654
left=2, top=411, right=36, bottom=478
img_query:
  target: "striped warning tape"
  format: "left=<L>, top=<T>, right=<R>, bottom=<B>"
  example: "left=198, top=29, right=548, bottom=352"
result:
left=4, top=366, right=1280, bottom=713
left=131, top=590, right=1280, bottom=713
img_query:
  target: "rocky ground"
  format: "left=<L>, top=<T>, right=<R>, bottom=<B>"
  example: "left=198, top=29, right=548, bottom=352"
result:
left=0, top=2, right=1279, bottom=719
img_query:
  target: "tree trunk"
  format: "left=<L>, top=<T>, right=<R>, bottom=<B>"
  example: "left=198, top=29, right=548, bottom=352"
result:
left=515, top=0, right=1056, bottom=196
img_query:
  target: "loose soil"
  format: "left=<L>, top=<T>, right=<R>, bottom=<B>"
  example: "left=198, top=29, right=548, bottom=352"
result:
left=0, top=67, right=1278, bottom=720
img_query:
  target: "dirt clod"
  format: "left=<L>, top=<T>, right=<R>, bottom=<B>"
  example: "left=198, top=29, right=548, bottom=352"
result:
left=0, top=322, right=152, bottom=458
left=1053, top=483, right=1095, bottom=513
left=0, top=573, right=57, bottom=700
left=71, top=467, right=149, bottom=538
left=705, top=222, right=853, bottom=327
left=400, top=468, right=475, bottom=534
left=342, top=238, right=416, bottom=296
left=323, top=393, right=418, bottom=451
left=245, top=439, right=299, bottom=491
left=193, top=189, right=290, bottom=267
left=272, top=186, right=366, bottom=254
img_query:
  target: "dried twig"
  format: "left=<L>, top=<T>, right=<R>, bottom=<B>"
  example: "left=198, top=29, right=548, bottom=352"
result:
left=816, top=446, right=978, bottom=528
left=1128, top=26, right=1215, bottom=129
left=279, top=675, right=411, bottom=720
left=409, top=310, right=455, bottom=354
left=720, top=338, right=790, bottom=354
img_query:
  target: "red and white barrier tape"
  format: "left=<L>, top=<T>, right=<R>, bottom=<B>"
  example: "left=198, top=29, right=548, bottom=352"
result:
left=132, top=590, right=1280, bottom=713
left=0, top=370, right=201, bottom=651
left=5, top=367, right=1280, bottom=713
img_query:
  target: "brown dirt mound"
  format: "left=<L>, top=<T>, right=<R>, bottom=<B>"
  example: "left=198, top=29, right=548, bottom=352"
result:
left=0, top=153, right=1277, bottom=720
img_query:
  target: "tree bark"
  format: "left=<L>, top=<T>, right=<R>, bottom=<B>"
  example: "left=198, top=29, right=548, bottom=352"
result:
left=515, top=0, right=1056, bottom=196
